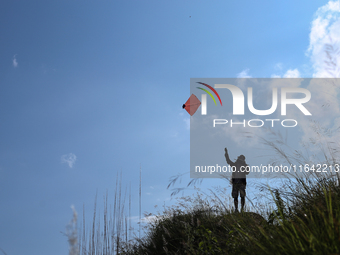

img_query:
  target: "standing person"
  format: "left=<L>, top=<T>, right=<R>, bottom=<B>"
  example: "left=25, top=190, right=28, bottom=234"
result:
left=224, top=147, right=249, bottom=212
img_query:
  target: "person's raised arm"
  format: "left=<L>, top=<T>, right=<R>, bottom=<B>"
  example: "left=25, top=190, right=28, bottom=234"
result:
left=224, top=148, right=234, bottom=166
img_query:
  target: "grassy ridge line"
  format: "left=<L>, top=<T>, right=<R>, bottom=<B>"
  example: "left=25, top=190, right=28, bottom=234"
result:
left=65, top=173, right=340, bottom=254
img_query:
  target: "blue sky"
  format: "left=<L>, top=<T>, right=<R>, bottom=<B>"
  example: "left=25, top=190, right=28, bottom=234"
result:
left=1, top=0, right=340, bottom=254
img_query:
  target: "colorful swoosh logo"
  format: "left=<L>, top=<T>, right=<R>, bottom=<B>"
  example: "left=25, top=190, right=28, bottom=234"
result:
left=196, top=82, right=223, bottom=106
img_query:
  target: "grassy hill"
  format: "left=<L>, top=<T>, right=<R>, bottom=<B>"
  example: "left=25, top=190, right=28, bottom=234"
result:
left=119, top=176, right=340, bottom=255
left=66, top=174, right=340, bottom=255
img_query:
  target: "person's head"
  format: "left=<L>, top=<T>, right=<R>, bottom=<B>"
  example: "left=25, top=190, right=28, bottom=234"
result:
left=237, top=155, right=245, bottom=163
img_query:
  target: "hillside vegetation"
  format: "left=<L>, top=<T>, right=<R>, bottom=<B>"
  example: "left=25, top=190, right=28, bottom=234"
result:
left=66, top=173, right=340, bottom=255
left=119, top=176, right=340, bottom=255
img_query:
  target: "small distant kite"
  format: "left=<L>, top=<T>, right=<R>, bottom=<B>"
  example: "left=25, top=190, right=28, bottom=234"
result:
left=182, top=94, right=201, bottom=116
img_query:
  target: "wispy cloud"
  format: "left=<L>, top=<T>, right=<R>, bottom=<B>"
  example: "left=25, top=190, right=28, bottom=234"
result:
left=271, top=74, right=281, bottom=78
left=237, top=68, right=252, bottom=78
left=307, top=0, right=340, bottom=77
left=283, top=68, right=300, bottom=78
left=301, top=0, right=340, bottom=141
left=271, top=63, right=284, bottom=77
left=183, top=117, right=189, bottom=129
left=61, top=153, right=77, bottom=168
left=127, top=214, right=168, bottom=223
left=12, top=55, right=18, bottom=68
left=179, top=111, right=190, bottom=130
left=271, top=1, right=340, bottom=160
left=270, top=1, right=340, bottom=79
left=236, top=69, right=253, bottom=90
left=274, top=62, right=283, bottom=70
left=253, top=1, right=340, bottom=162
left=271, top=68, right=300, bottom=78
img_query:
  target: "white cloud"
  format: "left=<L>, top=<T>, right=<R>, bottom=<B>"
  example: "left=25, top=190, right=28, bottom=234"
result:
left=271, top=68, right=301, bottom=79
left=12, top=55, right=18, bottom=68
left=307, top=0, right=340, bottom=78
left=141, top=215, right=161, bottom=223
left=267, top=1, right=340, bottom=136
left=283, top=69, right=300, bottom=78
left=128, top=214, right=169, bottom=224
left=179, top=111, right=190, bottom=130
left=275, top=62, right=283, bottom=70
left=296, top=0, right=340, bottom=148
left=271, top=74, right=281, bottom=78
left=267, top=1, right=340, bottom=137
left=202, top=114, right=264, bottom=147
left=221, top=1, right=340, bottom=166
left=61, top=153, right=77, bottom=168
left=183, top=117, right=190, bottom=129
left=271, top=1, right=340, bottom=79
left=237, top=69, right=252, bottom=78
left=235, top=69, right=253, bottom=90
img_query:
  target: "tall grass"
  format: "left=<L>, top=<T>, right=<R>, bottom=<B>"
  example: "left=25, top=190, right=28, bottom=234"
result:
left=65, top=205, right=79, bottom=255
left=68, top=172, right=136, bottom=255
left=119, top=187, right=269, bottom=255
left=68, top=173, right=340, bottom=254
left=118, top=172, right=340, bottom=254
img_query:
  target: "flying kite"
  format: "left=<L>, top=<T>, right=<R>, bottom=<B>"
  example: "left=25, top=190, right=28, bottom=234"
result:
left=182, top=94, right=201, bottom=116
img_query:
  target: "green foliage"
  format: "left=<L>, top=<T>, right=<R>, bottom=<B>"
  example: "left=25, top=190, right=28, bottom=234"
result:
left=120, top=204, right=267, bottom=254
left=119, top=176, right=340, bottom=255
left=72, top=174, right=340, bottom=255
left=251, top=176, right=340, bottom=255
left=268, top=190, right=289, bottom=224
left=71, top=170, right=340, bottom=255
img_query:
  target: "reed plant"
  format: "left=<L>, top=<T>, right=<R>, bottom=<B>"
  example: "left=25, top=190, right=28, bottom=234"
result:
left=67, top=172, right=135, bottom=255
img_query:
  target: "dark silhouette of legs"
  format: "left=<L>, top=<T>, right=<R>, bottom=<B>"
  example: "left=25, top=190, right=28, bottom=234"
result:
left=232, top=183, right=246, bottom=213
left=234, top=197, right=238, bottom=212
left=241, top=197, right=245, bottom=212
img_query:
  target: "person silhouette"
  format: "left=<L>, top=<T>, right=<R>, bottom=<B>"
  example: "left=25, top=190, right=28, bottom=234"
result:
left=224, top=148, right=249, bottom=212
